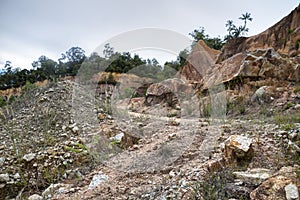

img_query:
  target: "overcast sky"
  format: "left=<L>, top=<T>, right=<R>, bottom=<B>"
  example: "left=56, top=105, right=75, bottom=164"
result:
left=0, top=0, right=299, bottom=69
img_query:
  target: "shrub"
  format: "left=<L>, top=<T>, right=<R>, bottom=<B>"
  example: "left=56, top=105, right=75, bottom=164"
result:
left=191, top=169, right=234, bottom=199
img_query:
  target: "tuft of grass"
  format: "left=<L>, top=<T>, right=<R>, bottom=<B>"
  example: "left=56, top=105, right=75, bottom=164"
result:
left=64, top=146, right=82, bottom=153
left=274, top=113, right=300, bottom=125
left=283, top=102, right=293, bottom=110
left=282, top=123, right=296, bottom=131
left=288, top=28, right=294, bottom=34
left=202, top=101, right=212, bottom=118
left=109, top=139, right=120, bottom=146
left=21, top=81, right=37, bottom=95
left=294, top=86, right=300, bottom=93
left=74, top=142, right=87, bottom=150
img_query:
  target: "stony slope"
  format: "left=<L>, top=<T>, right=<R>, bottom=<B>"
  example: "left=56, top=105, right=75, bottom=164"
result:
left=1, top=4, right=300, bottom=200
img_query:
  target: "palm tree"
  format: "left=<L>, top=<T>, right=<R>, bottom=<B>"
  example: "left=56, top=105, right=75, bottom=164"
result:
left=239, top=12, right=253, bottom=29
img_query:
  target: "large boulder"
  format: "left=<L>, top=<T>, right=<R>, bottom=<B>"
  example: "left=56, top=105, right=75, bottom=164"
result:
left=250, top=166, right=300, bottom=200
left=223, top=135, right=254, bottom=166
left=250, top=175, right=293, bottom=200
left=145, top=78, right=193, bottom=107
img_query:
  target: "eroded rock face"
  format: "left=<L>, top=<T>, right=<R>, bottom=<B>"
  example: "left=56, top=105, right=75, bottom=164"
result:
left=202, top=48, right=300, bottom=90
left=217, top=4, right=300, bottom=62
left=179, top=40, right=220, bottom=83
left=239, top=48, right=299, bottom=81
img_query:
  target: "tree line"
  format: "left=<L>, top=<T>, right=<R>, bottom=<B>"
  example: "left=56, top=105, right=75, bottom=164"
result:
left=0, top=44, right=180, bottom=90
left=0, top=12, right=252, bottom=90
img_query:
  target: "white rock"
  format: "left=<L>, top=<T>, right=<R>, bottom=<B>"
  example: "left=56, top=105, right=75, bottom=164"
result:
left=42, top=183, right=61, bottom=198
left=23, top=153, right=36, bottom=162
left=285, top=183, right=299, bottom=200
left=169, top=170, right=176, bottom=177
left=28, top=194, right=43, bottom=200
left=0, top=157, right=5, bottom=166
left=13, top=173, right=21, bottom=179
left=57, top=187, right=67, bottom=194
left=88, top=173, right=108, bottom=189
left=233, top=168, right=271, bottom=185
left=0, top=173, right=9, bottom=182
left=225, top=135, right=252, bottom=153
left=110, top=132, right=124, bottom=142
left=72, top=126, right=79, bottom=133
left=294, top=104, right=300, bottom=109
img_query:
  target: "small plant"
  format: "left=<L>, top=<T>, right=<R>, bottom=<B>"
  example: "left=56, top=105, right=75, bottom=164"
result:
left=190, top=169, right=249, bottom=199
left=282, top=123, right=296, bottom=131
left=0, top=96, right=6, bottom=107
left=21, top=81, right=37, bottom=94
left=42, top=107, right=58, bottom=147
left=64, top=145, right=82, bottom=153
left=202, top=101, right=212, bottom=118
left=274, top=113, right=300, bottom=125
left=294, top=86, right=300, bottom=93
left=283, top=102, right=293, bottom=110
left=288, top=28, right=294, bottom=34
left=109, top=139, right=120, bottom=146
left=74, top=142, right=87, bottom=150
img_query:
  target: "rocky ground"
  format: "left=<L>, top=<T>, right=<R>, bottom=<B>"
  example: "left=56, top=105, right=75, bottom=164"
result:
left=0, top=80, right=299, bottom=200
left=1, top=4, right=300, bottom=199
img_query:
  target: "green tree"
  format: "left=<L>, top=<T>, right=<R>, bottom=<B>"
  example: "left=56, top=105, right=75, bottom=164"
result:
left=189, top=27, right=224, bottom=50
left=32, top=56, right=57, bottom=80
left=103, top=43, right=114, bottom=59
left=66, top=47, right=86, bottom=63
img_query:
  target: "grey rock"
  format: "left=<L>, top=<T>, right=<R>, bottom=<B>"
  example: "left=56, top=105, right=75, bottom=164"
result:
left=0, top=173, right=9, bottom=182
left=110, top=132, right=124, bottom=142
left=23, top=153, right=36, bottom=162
left=0, top=157, right=5, bottom=166
left=28, top=194, right=43, bottom=200
left=88, top=173, right=109, bottom=189
left=42, top=183, right=61, bottom=199
left=285, top=183, right=299, bottom=200
left=72, top=126, right=79, bottom=133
